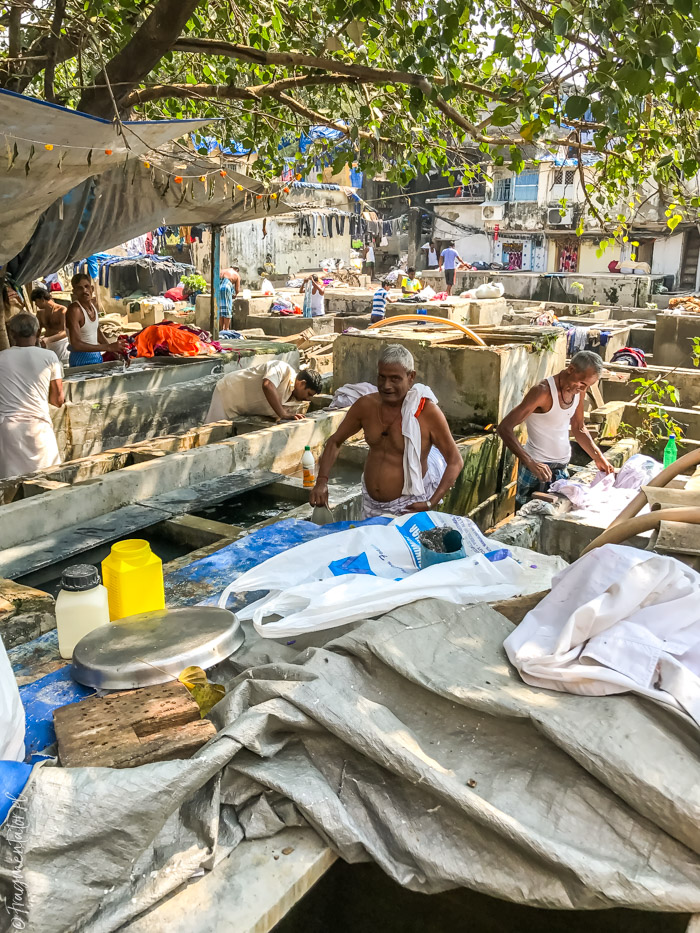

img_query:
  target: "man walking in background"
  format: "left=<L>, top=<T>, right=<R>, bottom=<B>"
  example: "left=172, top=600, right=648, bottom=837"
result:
left=439, top=241, right=465, bottom=295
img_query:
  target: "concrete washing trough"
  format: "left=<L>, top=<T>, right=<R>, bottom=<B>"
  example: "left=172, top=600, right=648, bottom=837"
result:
left=332, top=325, right=566, bottom=426
left=653, top=312, right=700, bottom=368
left=52, top=341, right=300, bottom=460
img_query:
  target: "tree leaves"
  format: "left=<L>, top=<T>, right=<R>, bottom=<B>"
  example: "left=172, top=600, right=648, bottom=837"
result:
left=564, top=95, right=590, bottom=119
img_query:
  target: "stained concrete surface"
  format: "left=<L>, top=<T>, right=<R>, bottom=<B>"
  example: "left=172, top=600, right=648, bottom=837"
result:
left=332, top=327, right=566, bottom=425
left=654, top=312, right=700, bottom=368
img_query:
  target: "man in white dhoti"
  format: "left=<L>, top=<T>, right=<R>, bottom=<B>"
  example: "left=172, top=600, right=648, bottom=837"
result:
left=0, top=313, right=64, bottom=479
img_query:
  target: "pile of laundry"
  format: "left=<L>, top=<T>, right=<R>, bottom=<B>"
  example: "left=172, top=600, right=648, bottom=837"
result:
left=610, top=346, right=647, bottom=366
left=271, top=296, right=302, bottom=316
left=103, top=321, right=223, bottom=359
left=520, top=454, right=662, bottom=518
left=668, top=294, right=700, bottom=313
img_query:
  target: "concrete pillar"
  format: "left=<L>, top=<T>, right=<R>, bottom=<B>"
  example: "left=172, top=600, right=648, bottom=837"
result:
left=407, top=207, right=421, bottom=269
left=210, top=224, right=221, bottom=339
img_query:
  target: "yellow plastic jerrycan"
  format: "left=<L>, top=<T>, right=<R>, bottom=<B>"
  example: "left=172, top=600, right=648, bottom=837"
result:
left=102, top=539, right=165, bottom=621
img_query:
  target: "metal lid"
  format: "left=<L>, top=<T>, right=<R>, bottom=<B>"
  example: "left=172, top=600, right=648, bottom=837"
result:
left=70, top=606, right=244, bottom=690
left=61, top=564, right=100, bottom=591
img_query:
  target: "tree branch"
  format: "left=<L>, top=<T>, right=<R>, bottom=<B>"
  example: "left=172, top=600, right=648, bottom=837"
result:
left=43, top=0, right=67, bottom=103
left=78, top=0, right=202, bottom=117
left=121, top=82, right=392, bottom=142
left=171, top=36, right=507, bottom=101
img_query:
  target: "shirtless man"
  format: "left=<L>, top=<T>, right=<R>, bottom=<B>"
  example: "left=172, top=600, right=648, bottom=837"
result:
left=66, top=273, right=125, bottom=367
left=31, top=286, right=69, bottom=363
left=310, top=344, right=464, bottom=517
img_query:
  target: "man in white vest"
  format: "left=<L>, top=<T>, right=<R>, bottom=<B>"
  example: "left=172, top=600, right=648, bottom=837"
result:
left=498, top=350, right=613, bottom=507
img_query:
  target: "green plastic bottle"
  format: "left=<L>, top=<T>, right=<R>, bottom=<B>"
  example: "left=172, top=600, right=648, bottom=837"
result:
left=663, top=433, right=678, bottom=469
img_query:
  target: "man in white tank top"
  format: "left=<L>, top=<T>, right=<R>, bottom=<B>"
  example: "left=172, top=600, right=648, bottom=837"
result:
left=497, top=351, right=614, bottom=507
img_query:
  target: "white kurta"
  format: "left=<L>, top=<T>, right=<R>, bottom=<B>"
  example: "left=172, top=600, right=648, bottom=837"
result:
left=0, top=346, right=62, bottom=479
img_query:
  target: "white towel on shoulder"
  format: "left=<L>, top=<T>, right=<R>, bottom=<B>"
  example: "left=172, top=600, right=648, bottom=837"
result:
left=401, top=383, right=439, bottom=496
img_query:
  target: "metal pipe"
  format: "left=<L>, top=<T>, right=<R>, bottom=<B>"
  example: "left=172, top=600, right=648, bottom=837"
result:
left=609, top=447, right=700, bottom=527
left=209, top=224, right=221, bottom=340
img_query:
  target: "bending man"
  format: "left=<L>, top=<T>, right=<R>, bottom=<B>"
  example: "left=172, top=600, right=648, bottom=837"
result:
left=497, top=350, right=614, bottom=507
left=206, top=360, right=322, bottom=422
left=310, top=344, right=463, bottom=518
left=0, top=313, right=64, bottom=479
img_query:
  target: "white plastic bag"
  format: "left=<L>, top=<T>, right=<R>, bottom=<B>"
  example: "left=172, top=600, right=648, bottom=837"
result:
left=475, top=282, right=504, bottom=299
left=218, top=512, right=566, bottom=638
left=0, top=637, right=25, bottom=761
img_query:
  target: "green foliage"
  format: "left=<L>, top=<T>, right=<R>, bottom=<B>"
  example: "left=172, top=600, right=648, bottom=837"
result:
left=3, top=0, right=700, bottom=229
left=619, top=377, right=684, bottom=451
left=180, top=272, right=207, bottom=294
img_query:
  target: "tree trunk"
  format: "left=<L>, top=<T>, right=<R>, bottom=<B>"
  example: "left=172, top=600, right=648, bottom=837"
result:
left=0, top=272, right=10, bottom=352
left=77, top=0, right=202, bottom=118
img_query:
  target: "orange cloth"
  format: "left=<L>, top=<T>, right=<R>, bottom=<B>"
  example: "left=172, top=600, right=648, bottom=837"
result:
left=134, top=325, right=202, bottom=358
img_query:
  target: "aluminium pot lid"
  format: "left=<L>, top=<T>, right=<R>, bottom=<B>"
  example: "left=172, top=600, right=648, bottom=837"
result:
left=70, top=606, right=244, bottom=690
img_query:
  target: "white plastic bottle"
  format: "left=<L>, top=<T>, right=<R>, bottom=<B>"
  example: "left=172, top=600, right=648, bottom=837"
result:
left=56, top=564, right=111, bottom=659
left=302, top=445, right=316, bottom=488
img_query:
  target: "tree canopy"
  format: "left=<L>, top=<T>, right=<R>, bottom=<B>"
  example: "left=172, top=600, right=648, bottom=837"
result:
left=2, top=0, right=700, bottom=231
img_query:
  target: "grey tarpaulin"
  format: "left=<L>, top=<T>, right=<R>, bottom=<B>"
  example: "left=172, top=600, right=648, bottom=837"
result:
left=8, top=156, right=298, bottom=285
left=0, top=88, right=212, bottom=268
left=3, top=599, right=700, bottom=931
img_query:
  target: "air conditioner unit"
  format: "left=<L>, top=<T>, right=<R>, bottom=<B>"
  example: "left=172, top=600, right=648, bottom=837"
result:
left=481, top=203, right=505, bottom=221
left=548, top=208, right=574, bottom=226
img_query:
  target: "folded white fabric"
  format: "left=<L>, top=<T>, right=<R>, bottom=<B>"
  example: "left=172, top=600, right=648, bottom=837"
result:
left=505, top=544, right=700, bottom=725
left=401, top=383, right=438, bottom=497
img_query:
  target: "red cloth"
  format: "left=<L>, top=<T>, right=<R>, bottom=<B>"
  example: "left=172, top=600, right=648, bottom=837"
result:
left=49, top=281, right=62, bottom=292
left=163, top=285, right=186, bottom=301
left=134, top=324, right=202, bottom=358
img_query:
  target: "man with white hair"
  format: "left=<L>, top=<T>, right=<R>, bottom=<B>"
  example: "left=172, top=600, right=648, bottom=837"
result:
left=0, top=313, right=64, bottom=479
left=311, top=344, right=464, bottom=517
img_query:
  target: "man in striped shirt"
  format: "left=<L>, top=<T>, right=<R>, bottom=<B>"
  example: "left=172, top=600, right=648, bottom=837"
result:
left=371, top=285, right=390, bottom=324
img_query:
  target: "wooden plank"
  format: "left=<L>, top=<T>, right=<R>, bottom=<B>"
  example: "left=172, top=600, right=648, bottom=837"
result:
left=587, top=382, right=605, bottom=408
left=489, top=590, right=549, bottom=625
left=54, top=681, right=216, bottom=769
left=0, top=503, right=170, bottom=580
left=122, top=828, right=336, bottom=933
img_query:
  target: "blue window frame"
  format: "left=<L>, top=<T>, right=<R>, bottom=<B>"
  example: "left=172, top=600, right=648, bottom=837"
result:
left=493, top=171, right=539, bottom=202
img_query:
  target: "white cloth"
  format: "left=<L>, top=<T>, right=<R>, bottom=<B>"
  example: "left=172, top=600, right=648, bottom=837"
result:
left=505, top=544, right=700, bottom=726
left=206, top=360, right=296, bottom=421
left=44, top=333, right=69, bottom=364
left=365, top=246, right=375, bottom=263
left=309, top=286, right=324, bottom=317
left=401, top=383, right=438, bottom=497
left=328, top=381, right=377, bottom=410
left=522, top=375, right=576, bottom=464
left=0, top=346, right=62, bottom=478
left=260, top=278, right=275, bottom=296
left=427, top=247, right=438, bottom=266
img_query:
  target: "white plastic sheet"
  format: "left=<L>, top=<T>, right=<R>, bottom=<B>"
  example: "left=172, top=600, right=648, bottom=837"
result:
left=0, top=635, right=24, bottom=761
left=219, top=512, right=567, bottom=637
left=505, top=543, right=700, bottom=725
